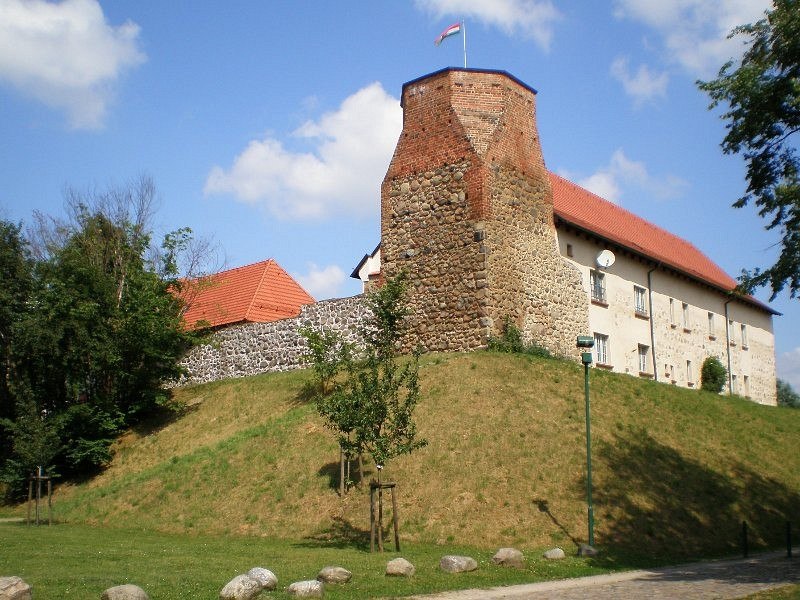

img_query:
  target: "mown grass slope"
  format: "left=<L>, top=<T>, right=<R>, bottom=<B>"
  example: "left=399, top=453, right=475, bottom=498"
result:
left=43, top=351, right=800, bottom=562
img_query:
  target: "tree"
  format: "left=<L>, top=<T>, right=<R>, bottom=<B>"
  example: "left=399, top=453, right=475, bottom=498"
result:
left=1, top=177, right=210, bottom=496
left=307, top=273, right=427, bottom=493
left=777, top=378, right=800, bottom=407
left=700, top=356, right=727, bottom=393
left=698, top=0, right=800, bottom=299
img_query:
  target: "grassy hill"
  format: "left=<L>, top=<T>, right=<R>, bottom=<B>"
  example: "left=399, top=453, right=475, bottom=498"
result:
left=42, top=351, right=800, bottom=562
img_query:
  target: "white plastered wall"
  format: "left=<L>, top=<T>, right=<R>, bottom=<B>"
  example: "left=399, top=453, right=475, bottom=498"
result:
left=557, top=227, right=777, bottom=405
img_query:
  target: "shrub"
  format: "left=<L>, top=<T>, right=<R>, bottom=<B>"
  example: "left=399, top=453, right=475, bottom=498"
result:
left=488, top=317, right=552, bottom=358
left=700, top=356, right=727, bottom=393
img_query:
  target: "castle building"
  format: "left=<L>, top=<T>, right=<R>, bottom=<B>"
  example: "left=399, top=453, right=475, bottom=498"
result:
left=357, top=67, right=778, bottom=405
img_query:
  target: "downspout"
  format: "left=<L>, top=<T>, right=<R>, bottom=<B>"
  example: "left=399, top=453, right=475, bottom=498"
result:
left=647, top=265, right=659, bottom=381
left=724, top=297, right=733, bottom=395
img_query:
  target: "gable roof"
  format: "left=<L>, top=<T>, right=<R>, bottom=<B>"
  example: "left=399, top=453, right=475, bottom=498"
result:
left=181, top=259, right=315, bottom=329
left=549, top=173, right=777, bottom=314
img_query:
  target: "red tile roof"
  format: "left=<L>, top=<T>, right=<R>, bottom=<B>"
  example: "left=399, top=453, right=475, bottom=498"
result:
left=549, top=173, right=776, bottom=314
left=181, top=259, right=315, bottom=329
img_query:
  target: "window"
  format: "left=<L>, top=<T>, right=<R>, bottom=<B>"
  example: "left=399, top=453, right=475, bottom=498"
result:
left=707, top=312, right=715, bottom=338
left=741, top=324, right=748, bottom=348
left=638, top=345, right=649, bottom=373
left=687, top=360, right=694, bottom=385
left=669, top=298, right=676, bottom=326
left=594, top=333, right=609, bottom=365
left=744, top=375, right=750, bottom=398
left=566, top=243, right=573, bottom=257
left=682, top=302, right=690, bottom=330
left=634, top=286, right=648, bottom=316
left=731, top=374, right=738, bottom=395
left=729, top=320, right=736, bottom=345
left=590, top=270, right=606, bottom=304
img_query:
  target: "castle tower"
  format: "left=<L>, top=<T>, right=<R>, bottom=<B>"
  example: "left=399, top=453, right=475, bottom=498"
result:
left=381, top=68, right=589, bottom=356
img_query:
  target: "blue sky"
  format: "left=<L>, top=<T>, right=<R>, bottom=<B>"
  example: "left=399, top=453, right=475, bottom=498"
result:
left=1, top=0, right=799, bottom=390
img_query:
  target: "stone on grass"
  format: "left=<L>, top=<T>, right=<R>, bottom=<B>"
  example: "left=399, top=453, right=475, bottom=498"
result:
left=219, top=574, right=262, bottom=600
left=543, top=547, right=566, bottom=560
left=286, top=580, right=323, bottom=598
left=577, top=544, right=598, bottom=557
left=317, top=566, right=351, bottom=584
left=0, top=576, right=32, bottom=600
left=101, top=584, right=150, bottom=600
left=247, top=568, right=277, bottom=591
left=385, top=557, right=416, bottom=577
left=492, top=547, right=524, bottom=568
left=439, top=555, right=478, bottom=573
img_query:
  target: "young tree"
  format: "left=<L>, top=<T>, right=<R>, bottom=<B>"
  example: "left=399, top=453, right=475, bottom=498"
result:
left=308, top=273, right=426, bottom=492
left=698, top=0, right=800, bottom=298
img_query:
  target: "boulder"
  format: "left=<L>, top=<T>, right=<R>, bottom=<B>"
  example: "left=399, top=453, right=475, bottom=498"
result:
left=385, top=557, right=415, bottom=577
left=492, top=547, right=524, bottom=568
left=0, top=576, right=32, bottom=600
left=101, top=584, right=150, bottom=600
left=577, top=544, right=598, bottom=557
left=543, top=547, right=566, bottom=560
left=316, top=566, right=351, bottom=584
left=247, top=568, right=277, bottom=591
left=219, top=574, right=262, bottom=600
left=286, top=580, right=323, bottom=598
left=439, top=555, right=478, bottom=573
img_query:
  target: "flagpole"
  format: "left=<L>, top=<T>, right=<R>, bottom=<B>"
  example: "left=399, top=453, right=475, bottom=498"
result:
left=462, top=21, right=467, bottom=68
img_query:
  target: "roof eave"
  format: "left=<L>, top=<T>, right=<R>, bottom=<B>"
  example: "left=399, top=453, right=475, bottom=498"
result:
left=554, top=215, right=779, bottom=316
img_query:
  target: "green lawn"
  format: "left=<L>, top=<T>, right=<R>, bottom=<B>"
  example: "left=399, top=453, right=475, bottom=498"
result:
left=0, top=522, right=616, bottom=599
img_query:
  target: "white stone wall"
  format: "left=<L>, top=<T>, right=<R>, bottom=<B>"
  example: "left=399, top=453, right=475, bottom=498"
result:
left=176, top=296, right=370, bottom=386
left=557, top=227, right=777, bottom=405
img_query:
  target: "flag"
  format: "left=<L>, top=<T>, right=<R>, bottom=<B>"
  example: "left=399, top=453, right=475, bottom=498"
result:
left=434, top=22, right=461, bottom=46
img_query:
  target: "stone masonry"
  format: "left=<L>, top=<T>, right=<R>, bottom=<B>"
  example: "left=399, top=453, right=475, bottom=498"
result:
left=177, top=296, right=369, bottom=385
left=381, top=68, right=588, bottom=356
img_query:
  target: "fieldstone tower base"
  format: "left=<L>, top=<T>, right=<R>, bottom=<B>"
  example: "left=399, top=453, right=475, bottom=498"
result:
left=381, top=68, right=589, bottom=356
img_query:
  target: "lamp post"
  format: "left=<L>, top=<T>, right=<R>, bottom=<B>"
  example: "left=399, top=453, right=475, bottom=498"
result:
left=576, top=336, right=595, bottom=548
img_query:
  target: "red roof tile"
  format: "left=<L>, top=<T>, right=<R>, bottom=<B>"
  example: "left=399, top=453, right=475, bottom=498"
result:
left=181, top=259, right=315, bottom=329
left=549, top=173, right=776, bottom=313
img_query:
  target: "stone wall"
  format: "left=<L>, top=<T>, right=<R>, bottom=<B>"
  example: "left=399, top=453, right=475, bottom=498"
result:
left=176, top=295, right=370, bottom=386
left=381, top=68, right=588, bottom=356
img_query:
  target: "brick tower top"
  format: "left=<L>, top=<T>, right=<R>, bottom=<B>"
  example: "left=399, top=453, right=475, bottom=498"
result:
left=384, top=68, right=549, bottom=220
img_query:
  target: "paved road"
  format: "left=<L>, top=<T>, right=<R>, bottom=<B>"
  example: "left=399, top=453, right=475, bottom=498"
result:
left=411, top=551, right=800, bottom=600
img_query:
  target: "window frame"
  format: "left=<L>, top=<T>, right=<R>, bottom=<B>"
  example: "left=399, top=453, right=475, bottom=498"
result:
left=590, top=269, right=607, bottom=304
left=638, top=344, right=650, bottom=374
left=634, top=285, right=648, bottom=317
left=594, top=332, right=609, bottom=366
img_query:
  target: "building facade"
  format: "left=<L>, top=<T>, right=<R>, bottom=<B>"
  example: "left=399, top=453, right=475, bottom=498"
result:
left=362, top=67, right=778, bottom=405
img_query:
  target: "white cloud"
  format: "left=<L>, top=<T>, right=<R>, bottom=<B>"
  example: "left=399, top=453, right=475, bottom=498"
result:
left=613, top=0, right=771, bottom=77
left=777, top=347, right=800, bottom=392
left=415, top=0, right=561, bottom=51
left=293, top=263, right=346, bottom=301
left=205, top=82, right=402, bottom=220
left=0, top=0, right=145, bottom=129
left=610, top=56, right=669, bottom=105
left=565, top=148, right=686, bottom=204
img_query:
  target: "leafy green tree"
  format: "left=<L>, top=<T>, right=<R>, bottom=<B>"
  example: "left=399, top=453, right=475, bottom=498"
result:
left=310, top=273, right=426, bottom=491
left=1, top=177, right=208, bottom=496
left=700, top=356, right=727, bottom=393
left=777, top=378, right=800, bottom=407
left=698, top=0, right=800, bottom=298
left=0, top=221, right=32, bottom=459
left=299, top=326, right=352, bottom=395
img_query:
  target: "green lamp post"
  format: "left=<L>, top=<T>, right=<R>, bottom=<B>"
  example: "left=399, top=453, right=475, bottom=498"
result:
left=576, top=335, right=595, bottom=548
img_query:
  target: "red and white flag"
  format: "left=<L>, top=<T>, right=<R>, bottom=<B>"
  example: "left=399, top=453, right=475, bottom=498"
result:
left=434, top=22, right=462, bottom=46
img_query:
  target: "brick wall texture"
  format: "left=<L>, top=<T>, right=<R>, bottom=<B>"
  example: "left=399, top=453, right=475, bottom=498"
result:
left=381, top=68, right=589, bottom=356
